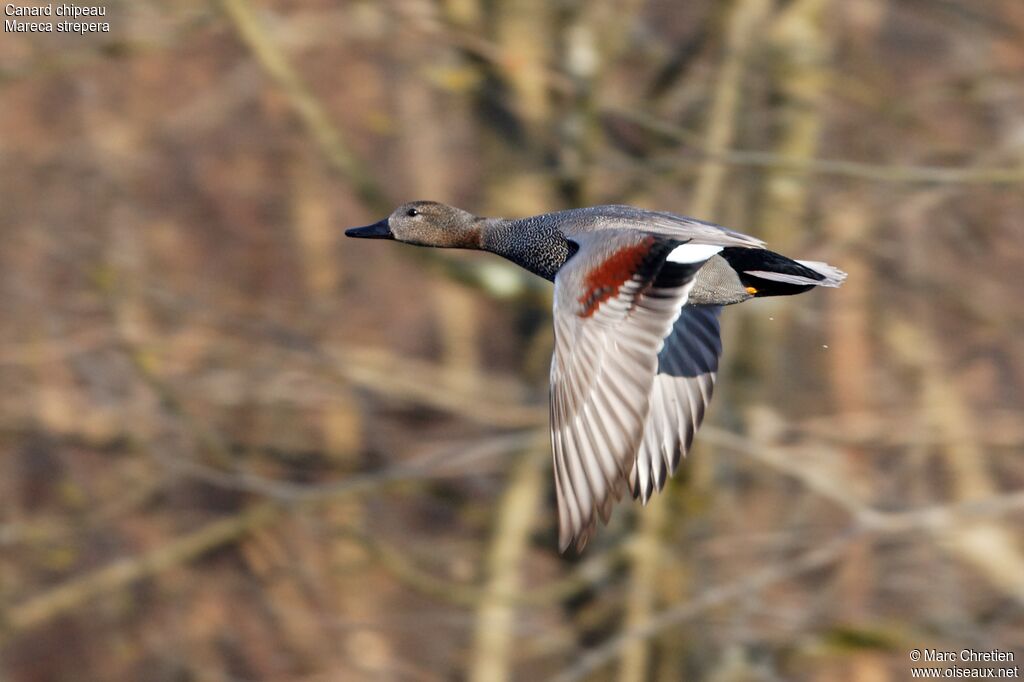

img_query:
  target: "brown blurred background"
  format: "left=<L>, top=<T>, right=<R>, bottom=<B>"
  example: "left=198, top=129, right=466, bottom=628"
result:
left=2, top=1, right=1023, bottom=680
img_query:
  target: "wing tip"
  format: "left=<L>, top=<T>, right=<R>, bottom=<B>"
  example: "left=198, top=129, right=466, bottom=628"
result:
left=561, top=520, right=595, bottom=554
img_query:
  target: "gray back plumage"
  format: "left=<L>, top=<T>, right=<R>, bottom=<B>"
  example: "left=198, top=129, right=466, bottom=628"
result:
left=481, top=205, right=764, bottom=282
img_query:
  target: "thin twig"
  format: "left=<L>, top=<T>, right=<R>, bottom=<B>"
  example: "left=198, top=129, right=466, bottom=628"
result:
left=216, top=0, right=389, bottom=210
left=553, top=532, right=859, bottom=682
left=3, top=501, right=283, bottom=635
left=0, top=432, right=535, bottom=638
left=441, top=25, right=1024, bottom=186
left=702, top=425, right=1024, bottom=534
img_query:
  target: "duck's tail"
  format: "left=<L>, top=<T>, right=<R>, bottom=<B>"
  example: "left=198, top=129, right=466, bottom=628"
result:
left=720, top=247, right=847, bottom=297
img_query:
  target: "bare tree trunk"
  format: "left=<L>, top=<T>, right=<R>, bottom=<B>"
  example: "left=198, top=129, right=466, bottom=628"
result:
left=618, top=494, right=667, bottom=682
left=623, top=2, right=773, bottom=680
left=890, top=321, right=1024, bottom=604
left=825, top=198, right=889, bottom=682
left=885, top=182, right=1024, bottom=607
left=690, top=0, right=773, bottom=219
left=495, top=0, right=551, bottom=129
left=748, top=0, right=834, bottom=391
left=760, top=0, right=832, bottom=248
left=289, top=160, right=363, bottom=461
left=468, top=445, right=545, bottom=682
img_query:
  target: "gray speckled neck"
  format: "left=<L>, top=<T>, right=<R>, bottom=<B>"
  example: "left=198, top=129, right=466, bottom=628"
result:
left=481, top=216, right=574, bottom=282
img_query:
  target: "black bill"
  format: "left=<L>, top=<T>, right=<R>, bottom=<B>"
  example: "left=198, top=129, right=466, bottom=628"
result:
left=344, top=219, right=393, bottom=239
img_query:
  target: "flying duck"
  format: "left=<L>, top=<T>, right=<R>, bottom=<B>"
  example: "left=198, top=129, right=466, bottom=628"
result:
left=346, top=202, right=846, bottom=552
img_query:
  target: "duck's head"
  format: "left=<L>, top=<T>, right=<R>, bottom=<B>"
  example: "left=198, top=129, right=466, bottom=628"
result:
left=345, top=201, right=483, bottom=249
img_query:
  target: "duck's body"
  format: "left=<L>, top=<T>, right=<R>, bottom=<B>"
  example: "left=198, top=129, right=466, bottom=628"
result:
left=347, top=201, right=845, bottom=551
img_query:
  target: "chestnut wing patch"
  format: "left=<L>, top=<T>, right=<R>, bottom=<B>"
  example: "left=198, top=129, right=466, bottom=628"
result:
left=578, top=237, right=674, bottom=318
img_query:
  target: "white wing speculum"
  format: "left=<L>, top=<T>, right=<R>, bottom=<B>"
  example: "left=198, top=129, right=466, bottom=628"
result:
left=667, top=243, right=724, bottom=264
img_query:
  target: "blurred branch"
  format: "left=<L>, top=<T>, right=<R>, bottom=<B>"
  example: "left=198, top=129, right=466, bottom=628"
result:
left=861, top=490, right=1024, bottom=536
left=702, top=424, right=1024, bottom=534
left=561, top=462, right=1024, bottom=682
left=365, top=529, right=628, bottom=609
left=761, top=0, right=833, bottom=246
left=216, top=0, right=389, bottom=210
left=99, top=256, right=543, bottom=468
left=690, top=0, right=772, bottom=217
left=7, top=416, right=1019, bottom=639
left=218, top=0, right=549, bottom=302
left=441, top=24, right=1024, bottom=187
left=890, top=320, right=1024, bottom=604
left=677, top=147, right=1024, bottom=185
left=469, top=443, right=546, bottom=682
left=0, top=456, right=165, bottom=550
left=0, top=431, right=534, bottom=638
left=10, top=390, right=1019, bottom=451
left=2, top=295, right=547, bottom=459
left=820, top=196, right=879, bottom=679
left=554, top=532, right=859, bottom=682
left=621, top=1, right=771, bottom=678
left=795, top=409, right=1024, bottom=449
left=12, top=247, right=543, bottom=636
left=336, top=347, right=545, bottom=429
left=493, top=0, right=552, bottom=126
left=166, top=431, right=538, bottom=503
left=1, top=427, right=631, bottom=640
left=618, top=492, right=667, bottom=682
left=3, top=501, right=284, bottom=636
left=609, top=107, right=1024, bottom=185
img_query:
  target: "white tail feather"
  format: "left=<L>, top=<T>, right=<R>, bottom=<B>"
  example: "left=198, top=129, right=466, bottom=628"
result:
left=795, top=260, right=847, bottom=287
left=744, top=260, right=847, bottom=288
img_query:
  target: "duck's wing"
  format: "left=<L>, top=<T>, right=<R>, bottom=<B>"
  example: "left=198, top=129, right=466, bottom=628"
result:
left=631, top=303, right=722, bottom=503
left=556, top=205, right=767, bottom=249
left=550, top=231, right=708, bottom=552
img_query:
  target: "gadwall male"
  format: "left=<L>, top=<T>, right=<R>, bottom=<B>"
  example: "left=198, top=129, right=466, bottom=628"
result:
left=347, top=202, right=845, bottom=551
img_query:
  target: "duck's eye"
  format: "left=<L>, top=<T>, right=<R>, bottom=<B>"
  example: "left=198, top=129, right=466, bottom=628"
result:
left=406, top=208, right=419, bottom=217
